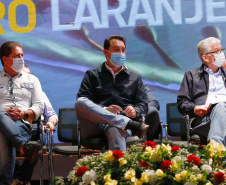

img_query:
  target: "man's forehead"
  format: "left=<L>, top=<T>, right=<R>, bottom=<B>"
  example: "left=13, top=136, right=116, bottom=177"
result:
left=110, top=39, right=125, bottom=48
left=11, top=47, right=23, bottom=54
left=211, top=43, right=221, bottom=49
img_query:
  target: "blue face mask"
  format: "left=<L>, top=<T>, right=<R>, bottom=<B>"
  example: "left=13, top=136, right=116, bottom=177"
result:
left=109, top=52, right=126, bottom=67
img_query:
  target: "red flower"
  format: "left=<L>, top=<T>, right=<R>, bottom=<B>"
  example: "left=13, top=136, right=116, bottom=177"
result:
left=171, top=146, right=180, bottom=152
left=112, top=150, right=124, bottom=159
left=214, top=172, right=225, bottom=184
left=159, top=160, right=172, bottom=172
left=143, top=141, right=156, bottom=150
left=187, top=155, right=201, bottom=165
left=75, top=166, right=89, bottom=177
left=139, top=161, right=149, bottom=169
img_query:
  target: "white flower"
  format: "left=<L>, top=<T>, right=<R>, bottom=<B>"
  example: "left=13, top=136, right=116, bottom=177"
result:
left=82, top=170, right=97, bottom=184
left=145, top=170, right=158, bottom=184
left=173, top=156, right=181, bottom=163
left=201, top=165, right=212, bottom=175
left=184, top=182, right=196, bottom=185
left=191, top=165, right=200, bottom=173
left=206, top=182, right=213, bottom=185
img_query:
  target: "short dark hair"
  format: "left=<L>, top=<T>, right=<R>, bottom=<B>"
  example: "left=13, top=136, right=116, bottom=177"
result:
left=0, top=41, right=22, bottom=66
left=104, top=35, right=126, bottom=50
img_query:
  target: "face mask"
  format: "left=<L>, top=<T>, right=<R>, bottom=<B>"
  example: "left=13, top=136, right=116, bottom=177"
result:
left=213, top=52, right=225, bottom=67
left=5, top=57, right=24, bottom=73
left=109, top=52, right=126, bottom=67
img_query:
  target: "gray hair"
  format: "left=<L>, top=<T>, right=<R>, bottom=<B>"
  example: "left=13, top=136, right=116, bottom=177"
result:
left=197, top=37, right=220, bottom=61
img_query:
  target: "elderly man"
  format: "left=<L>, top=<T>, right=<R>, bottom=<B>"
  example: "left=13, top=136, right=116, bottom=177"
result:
left=177, top=37, right=226, bottom=146
left=0, top=41, right=44, bottom=184
left=75, top=35, right=149, bottom=152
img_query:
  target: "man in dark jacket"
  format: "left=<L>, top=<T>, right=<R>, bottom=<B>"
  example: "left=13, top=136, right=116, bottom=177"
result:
left=75, top=35, right=151, bottom=152
left=177, top=37, right=226, bottom=146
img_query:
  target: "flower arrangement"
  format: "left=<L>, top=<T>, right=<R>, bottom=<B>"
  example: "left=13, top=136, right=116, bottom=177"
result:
left=54, top=140, right=226, bottom=185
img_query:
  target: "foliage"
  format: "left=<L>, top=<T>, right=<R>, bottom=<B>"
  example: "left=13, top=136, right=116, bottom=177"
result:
left=53, top=140, right=226, bottom=185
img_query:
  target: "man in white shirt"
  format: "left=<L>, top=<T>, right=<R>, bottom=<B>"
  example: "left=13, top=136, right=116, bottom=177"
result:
left=0, top=41, right=44, bottom=184
left=177, top=37, right=226, bottom=146
left=12, top=65, right=58, bottom=185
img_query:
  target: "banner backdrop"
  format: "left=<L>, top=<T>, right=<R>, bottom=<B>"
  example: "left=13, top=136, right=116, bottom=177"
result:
left=1, top=0, right=226, bottom=142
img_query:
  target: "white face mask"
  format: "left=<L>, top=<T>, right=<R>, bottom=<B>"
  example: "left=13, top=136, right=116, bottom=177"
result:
left=106, top=50, right=126, bottom=67
left=213, top=52, right=225, bottom=67
left=5, top=57, right=24, bottom=73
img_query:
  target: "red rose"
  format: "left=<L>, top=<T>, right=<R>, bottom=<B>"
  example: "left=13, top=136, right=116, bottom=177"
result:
left=112, top=150, right=124, bottom=159
left=75, top=166, right=89, bottom=177
left=159, top=160, right=172, bottom=172
left=171, top=146, right=180, bottom=152
left=139, top=161, right=149, bottom=169
left=214, top=172, right=225, bottom=184
left=143, top=141, right=156, bottom=150
left=187, top=155, right=201, bottom=165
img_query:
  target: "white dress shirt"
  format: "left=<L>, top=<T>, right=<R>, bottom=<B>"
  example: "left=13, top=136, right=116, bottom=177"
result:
left=42, top=92, right=58, bottom=122
left=204, top=66, right=226, bottom=106
left=0, top=70, right=44, bottom=121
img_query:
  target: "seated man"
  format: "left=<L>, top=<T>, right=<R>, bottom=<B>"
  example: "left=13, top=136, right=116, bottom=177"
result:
left=0, top=41, right=44, bottom=184
left=12, top=65, right=58, bottom=185
left=177, top=37, right=226, bottom=146
left=75, top=35, right=149, bottom=152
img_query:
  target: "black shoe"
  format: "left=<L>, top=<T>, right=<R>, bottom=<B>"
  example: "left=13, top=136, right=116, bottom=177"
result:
left=126, top=120, right=149, bottom=139
left=23, top=141, right=42, bottom=164
left=136, top=123, right=149, bottom=139
left=189, top=134, right=200, bottom=145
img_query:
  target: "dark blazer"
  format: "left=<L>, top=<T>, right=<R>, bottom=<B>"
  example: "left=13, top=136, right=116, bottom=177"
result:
left=177, top=64, right=226, bottom=118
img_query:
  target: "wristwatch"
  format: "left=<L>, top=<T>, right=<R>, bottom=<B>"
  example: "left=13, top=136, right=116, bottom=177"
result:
left=24, top=111, right=28, bottom=119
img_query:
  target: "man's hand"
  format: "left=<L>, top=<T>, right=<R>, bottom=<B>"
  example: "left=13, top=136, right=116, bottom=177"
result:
left=194, top=105, right=210, bottom=117
left=45, top=122, right=55, bottom=132
left=105, top=105, right=122, bottom=115
left=5, top=107, right=23, bottom=121
left=124, top=106, right=136, bottom=118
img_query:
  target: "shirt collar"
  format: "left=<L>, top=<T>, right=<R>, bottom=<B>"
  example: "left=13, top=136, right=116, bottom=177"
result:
left=2, top=70, right=23, bottom=78
left=105, top=62, right=124, bottom=76
left=204, top=65, right=222, bottom=75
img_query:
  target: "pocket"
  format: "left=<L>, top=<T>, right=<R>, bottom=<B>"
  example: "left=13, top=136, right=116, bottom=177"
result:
left=21, top=83, right=33, bottom=99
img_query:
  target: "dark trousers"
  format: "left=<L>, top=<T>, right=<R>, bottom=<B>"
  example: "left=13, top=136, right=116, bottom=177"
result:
left=145, top=107, right=161, bottom=141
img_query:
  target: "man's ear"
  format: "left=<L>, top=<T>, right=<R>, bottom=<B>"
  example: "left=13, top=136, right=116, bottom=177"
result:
left=202, top=55, right=208, bottom=62
left=103, top=49, right=108, bottom=56
left=2, top=56, right=7, bottom=64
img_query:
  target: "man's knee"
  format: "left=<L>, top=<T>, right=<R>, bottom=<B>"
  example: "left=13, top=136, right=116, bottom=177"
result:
left=75, top=97, right=88, bottom=108
left=145, top=107, right=160, bottom=124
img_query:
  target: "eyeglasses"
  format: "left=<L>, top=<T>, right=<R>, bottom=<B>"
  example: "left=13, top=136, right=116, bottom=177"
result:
left=204, top=48, right=225, bottom=55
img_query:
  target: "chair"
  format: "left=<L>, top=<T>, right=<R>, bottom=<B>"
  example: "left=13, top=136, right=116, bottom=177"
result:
left=15, top=119, right=54, bottom=185
left=39, top=120, right=54, bottom=185
left=54, top=108, right=144, bottom=159
left=53, top=108, right=95, bottom=156
left=78, top=112, right=146, bottom=158
left=166, top=103, right=190, bottom=144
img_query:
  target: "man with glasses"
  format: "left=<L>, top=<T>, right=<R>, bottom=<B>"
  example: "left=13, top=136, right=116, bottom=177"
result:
left=177, top=37, right=226, bottom=146
left=0, top=41, right=44, bottom=184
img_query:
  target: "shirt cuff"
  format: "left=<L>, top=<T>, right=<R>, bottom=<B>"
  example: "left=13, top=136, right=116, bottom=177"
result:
left=29, top=106, right=44, bottom=121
